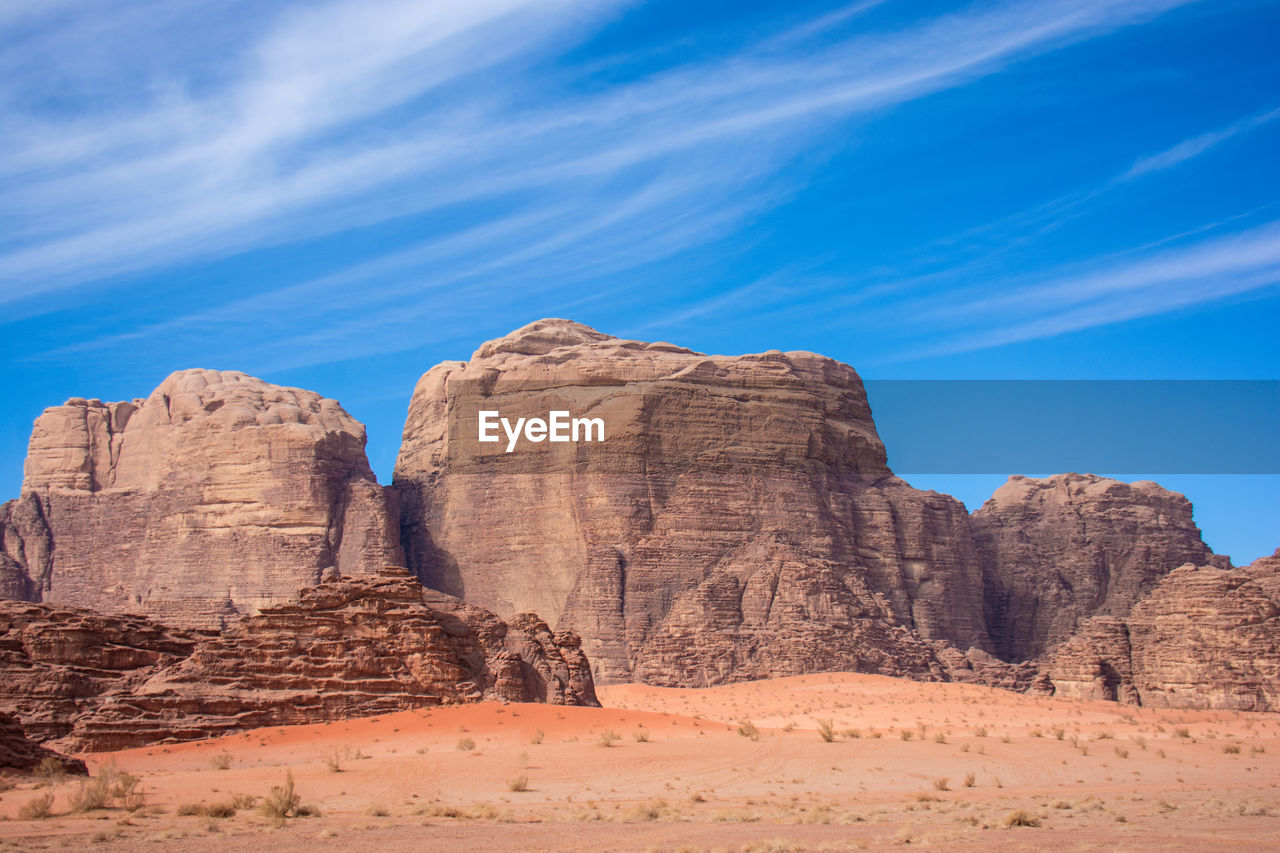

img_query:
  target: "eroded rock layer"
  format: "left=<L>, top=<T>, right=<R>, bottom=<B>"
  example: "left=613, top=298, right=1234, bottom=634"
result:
left=0, top=569, right=596, bottom=752
left=2, top=369, right=403, bottom=629
left=1048, top=550, right=1280, bottom=711
left=0, top=712, right=86, bottom=775
left=395, top=319, right=993, bottom=683
left=971, top=473, right=1217, bottom=661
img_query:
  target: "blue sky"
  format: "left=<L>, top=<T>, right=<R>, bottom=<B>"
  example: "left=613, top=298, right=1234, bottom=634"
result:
left=1, top=0, right=1277, bottom=561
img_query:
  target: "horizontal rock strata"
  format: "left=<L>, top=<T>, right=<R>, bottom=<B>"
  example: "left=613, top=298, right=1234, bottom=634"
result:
left=395, top=319, right=994, bottom=684
left=0, top=569, right=596, bottom=752
left=1049, top=550, right=1280, bottom=711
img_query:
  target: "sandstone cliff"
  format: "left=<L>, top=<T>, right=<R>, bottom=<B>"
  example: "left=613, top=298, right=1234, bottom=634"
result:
left=1048, top=549, right=1280, bottom=711
left=971, top=473, right=1217, bottom=661
left=0, top=569, right=597, bottom=752
left=1, top=369, right=403, bottom=628
left=395, top=319, right=992, bottom=684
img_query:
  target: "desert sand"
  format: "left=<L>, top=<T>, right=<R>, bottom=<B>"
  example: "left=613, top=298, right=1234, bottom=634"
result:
left=2, top=673, right=1277, bottom=851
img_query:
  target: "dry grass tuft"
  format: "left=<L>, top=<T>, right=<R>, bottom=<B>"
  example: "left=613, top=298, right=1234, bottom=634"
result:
left=1003, top=809, right=1041, bottom=827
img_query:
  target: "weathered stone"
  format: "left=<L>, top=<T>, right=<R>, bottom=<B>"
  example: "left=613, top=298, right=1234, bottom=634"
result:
left=0, top=569, right=596, bottom=752
left=1048, top=550, right=1280, bottom=710
left=972, top=473, right=1218, bottom=661
left=4, top=370, right=403, bottom=629
left=0, top=712, right=86, bottom=775
left=395, top=319, right=992, bottom=684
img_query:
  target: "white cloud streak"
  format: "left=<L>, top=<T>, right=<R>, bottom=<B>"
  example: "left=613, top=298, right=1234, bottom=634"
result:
left=3, top=0, right=1221, bottom=375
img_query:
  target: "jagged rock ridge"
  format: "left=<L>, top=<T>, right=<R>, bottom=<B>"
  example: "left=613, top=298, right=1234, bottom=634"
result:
left=0, top=568, right=597, bottom=752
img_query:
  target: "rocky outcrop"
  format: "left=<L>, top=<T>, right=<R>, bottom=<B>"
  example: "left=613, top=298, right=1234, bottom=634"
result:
left=0, top=712, right=86, bottom=775
left=0, top=569, right=596, bottom=752
left=1048, top=550, right=1280, bottom=710
left=0, top=600, right=200, bottom=743
left=971, top=474, right=1218, bottom=662
left=395, top=319, right=992, bottom=684
left=3, top=370, right=403, bottom=629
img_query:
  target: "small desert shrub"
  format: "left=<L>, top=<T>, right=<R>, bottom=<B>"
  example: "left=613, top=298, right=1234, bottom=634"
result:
left=963, top=772, right=976, bottom=788
left=974, top=727, right=988, bottom=738
left=598, top=730, right=620, bottom=748
left=1223, top=743, right=1241, bottom=754
left=530, top=729, right=545, bottom=745
left=326, top=754, right=343, bottom=773
left=914, top=792, right=941, bottom=803
left=210, top=751, right=232, bottom=770
left=1115, top=747, right=1129, bottom=759
left=632, top=729, right=650, bottom=743
left=36, top=755, right=68, bottom=785
left=258, top=769, right=301, bottom=819
left=507, top=775, right=529, bottom=792
left=1054, top=728, right=1066, bottom=740
left=816, top=719, right=835, bottom=743
left=737, top=720, right=761, bottom=741
left=842, top=728, right=861, bottom=739
left=177, top=802, right=204, bottom=816
left=1030, top=729, right=1043, bottom=738
left=204, top=801, right=236, bottom=818
left=899, top=730, right=914, bottom=741
left=1251, top=745, right=1266, bottom=755
left=456, top=738, right=476, bottom=752
left=1174, top=727, right=1191, bottom=739
left=933, top=778, right=949, bottom=791
left=231, top=792, right=257, bottom=809
left=1003, top=809, right=1040, bottom=827
left=933, top=732, right=947, bottom=744
left=622, top=798, right=681, bottom=822
left=70, top=777, right=111, bottom=812
left=18, top=791, right=55, bottom=820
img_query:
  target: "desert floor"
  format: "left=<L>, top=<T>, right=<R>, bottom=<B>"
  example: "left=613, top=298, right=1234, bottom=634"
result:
left=1, top=673, right=1277, bottom=851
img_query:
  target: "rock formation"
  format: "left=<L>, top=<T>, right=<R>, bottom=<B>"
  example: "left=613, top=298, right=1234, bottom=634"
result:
left=971, top=473, right=1218, bottom=661
left=0, top=569, right=597, bottom=752
left=395, top=318, right=993, bottom=684
left=0, top=599, right=200, bottom=743
left=2, top=369, right=403, bottom=629
left=1048, top=549, right=1280, bottom=710
left=0, top=712, right=86, bottom=775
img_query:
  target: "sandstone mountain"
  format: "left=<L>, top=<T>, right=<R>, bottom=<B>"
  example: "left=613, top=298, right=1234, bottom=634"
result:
left=0, top=569, right=596, bottom=752
left=971, top=473, right=1220, bottom=661
left=396, top=319, right=993, bottom=684
left=1048, top=549, right=1279, bottom=711
left=1, top=369, right=403, bottom=629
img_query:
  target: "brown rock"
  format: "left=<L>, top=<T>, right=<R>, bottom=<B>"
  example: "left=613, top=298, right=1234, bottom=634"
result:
left=0, top=568, right=596, bottom=752
left=5, top=370, right=403, bottom=629
left=394, top=319, right=991, bottom=684
left=972, top=473, right=1217, bottom=661
left=1049, top=550, right=1280, bottom=710
left=0, top=712, right=86, bottom=775
left=0, top=599, right=199, bottom=743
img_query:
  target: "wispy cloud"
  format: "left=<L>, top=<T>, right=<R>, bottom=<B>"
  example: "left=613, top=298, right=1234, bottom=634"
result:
left=898, top=218, right=1280, bottom=357
left=3, top=0, right=1197, bottom=343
